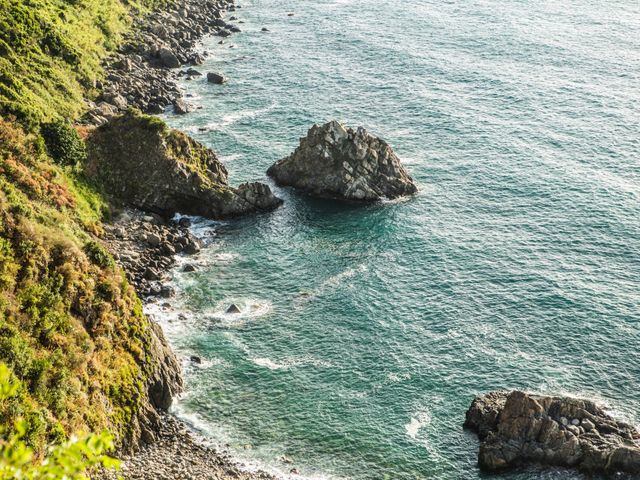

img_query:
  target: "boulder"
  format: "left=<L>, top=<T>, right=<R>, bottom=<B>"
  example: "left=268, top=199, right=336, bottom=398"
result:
left=207, top=72, right=226, bottom=84
left=464, top=391, right=640, bottom=475
left=173, top=98, right=191, bottom=115
left=159, top=47, right=181, bottom=68
left=267, top=121, right=417, bottom=201
left=226, top=304, right=241, bottom=314
left=85, top=111, right=282, bottom=219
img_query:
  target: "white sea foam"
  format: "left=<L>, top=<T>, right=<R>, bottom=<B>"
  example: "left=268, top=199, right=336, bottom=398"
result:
left=251, top=355, right=334, bottom=371
left=207, top=298, right=273, bottom=327
left=387, top=372, right=411, bottom=382
left=215, top=103, right=276, bottom=128
left=252, top=357, right=288, bottom=370
left=405, top=410, right=431, bottom=440
left=325, top=264, right=368, bottom=286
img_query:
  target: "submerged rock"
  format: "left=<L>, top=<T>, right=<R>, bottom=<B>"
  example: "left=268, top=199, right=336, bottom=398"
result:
left=464, top=390, right=640, bottom=475
left=226, top=304, right=241, bottom=314
left=267, top=121, right=417, bottom=201
left=85, top=111, right=282, bottom=219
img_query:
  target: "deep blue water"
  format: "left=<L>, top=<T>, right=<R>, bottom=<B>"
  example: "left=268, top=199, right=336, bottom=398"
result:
left=155, top=1, right=640, bottom=478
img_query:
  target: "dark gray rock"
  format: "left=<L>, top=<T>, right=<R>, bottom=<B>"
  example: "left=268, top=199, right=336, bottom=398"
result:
left=159, top=47, right=181, bottom=68
left=173, top=98, right=191, bottom=114
left=465, top=391, right=640, bottom=475
left=226, top=304, right=241, bottom=314
left=267, top=121, right=418, bottom=201
left=207, top=72, right=226, bottom=84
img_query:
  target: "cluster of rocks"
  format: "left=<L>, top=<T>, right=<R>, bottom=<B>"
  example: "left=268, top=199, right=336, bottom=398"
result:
left=102, top=210, right=200, bottom=297
left=83, top=0, right=241, bottom=125
left=97, top=414, right=278, bottom=480
left=267, top=120, right=418, bottom=201
left=465, top=390, right=640, bottom=475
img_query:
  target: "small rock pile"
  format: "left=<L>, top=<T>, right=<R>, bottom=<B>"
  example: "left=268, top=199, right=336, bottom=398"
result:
left=102, top=210, right=201, bottom=297
left=83, top=0, right=242, bottom=125
left=465, top=390, right=640, bottom=475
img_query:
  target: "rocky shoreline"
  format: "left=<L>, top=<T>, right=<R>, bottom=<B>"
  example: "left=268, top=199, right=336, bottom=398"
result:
left=99, top=414, right=277, bottom=480
left=87, top=0, right=640, bottom=478
left=83, top=0, right=244, bottom=125
left=88, top=0, right=286, bottom=478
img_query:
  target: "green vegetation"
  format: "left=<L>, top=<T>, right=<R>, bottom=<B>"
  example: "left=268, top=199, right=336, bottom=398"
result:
left=0, top=363, right=120, bottom=479
left=0, top=0, right=166, bottom=128
left=41, top=120, right=88, bottom=167
left=0, top=117, right=157, bottom=454
left=0, top=0, right=175, bottom=464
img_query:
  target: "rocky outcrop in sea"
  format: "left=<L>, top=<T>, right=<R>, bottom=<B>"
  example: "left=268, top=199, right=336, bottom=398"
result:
left=267, top=121, right=418, bottom=201
left=85, top=110, right=282, bottom=219
left=464, top=390, right=640, bottom=475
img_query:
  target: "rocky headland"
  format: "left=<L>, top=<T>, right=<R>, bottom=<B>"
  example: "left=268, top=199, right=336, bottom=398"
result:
left=267, top=120, right=418, bottom=201
left=465, top=390, right=640, bottom=475
left=85, top=110, right=282, bottom=219
left=72, top=2, right=287, bottom=478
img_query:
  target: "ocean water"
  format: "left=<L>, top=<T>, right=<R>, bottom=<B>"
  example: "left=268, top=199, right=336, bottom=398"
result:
left=157, top=0, right=640, bottom=478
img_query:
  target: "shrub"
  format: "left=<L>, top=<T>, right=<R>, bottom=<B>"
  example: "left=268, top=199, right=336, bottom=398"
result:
left=40, top=120, right=87, bottom=167
left=0, top=363, right=120, bottom=479
left=83, top=240, right=114, bottom=269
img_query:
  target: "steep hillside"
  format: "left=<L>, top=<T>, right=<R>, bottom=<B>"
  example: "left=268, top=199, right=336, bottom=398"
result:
left=0, top=0, right=180, bottom=456
left=0, top=0, right=166, bottom=127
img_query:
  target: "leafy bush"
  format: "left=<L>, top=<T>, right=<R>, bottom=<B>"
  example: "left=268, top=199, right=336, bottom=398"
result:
left=0, top=363, right=120, bottom=480
left=41, top=120, right=87, bottom=167
left=83, top=240, right=114, bottom=268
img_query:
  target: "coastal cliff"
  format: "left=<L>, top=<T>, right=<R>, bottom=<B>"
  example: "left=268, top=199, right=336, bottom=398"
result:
left=0, top=0, right=242, bottom=462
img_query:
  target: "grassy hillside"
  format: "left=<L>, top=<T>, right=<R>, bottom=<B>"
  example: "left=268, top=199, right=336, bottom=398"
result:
left=0, top=0, right=173, bottom=455
left=0, top=0, right=164, bottom=128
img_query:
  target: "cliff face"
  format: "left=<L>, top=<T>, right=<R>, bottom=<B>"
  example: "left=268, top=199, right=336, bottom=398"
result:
left=0, top=0, right=183, bottom=456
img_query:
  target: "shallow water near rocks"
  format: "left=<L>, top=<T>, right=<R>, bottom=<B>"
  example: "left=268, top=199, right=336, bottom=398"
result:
left=158, top=0, right=640, bottom=478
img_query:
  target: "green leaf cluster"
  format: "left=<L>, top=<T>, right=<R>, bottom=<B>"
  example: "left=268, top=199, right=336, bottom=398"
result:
left=0, top=363, right=121, bottom=479
left=41, top=121, right=88, bottom=168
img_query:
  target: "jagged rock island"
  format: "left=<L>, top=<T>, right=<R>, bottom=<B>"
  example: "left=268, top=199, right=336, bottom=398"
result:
left=465, top=391, right=640, bottom=475
left=267, top=121, right=418, bottom=201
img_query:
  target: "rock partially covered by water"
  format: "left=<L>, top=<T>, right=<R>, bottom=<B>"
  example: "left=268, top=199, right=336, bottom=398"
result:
left=464, top=391, right=640, bottom=475
left=86, top=111, right=282, bottom=219
left=267, top=121, right=418, bottom=201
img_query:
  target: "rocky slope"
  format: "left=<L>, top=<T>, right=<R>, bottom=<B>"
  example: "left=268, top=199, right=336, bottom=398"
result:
left=83, top=0, right=242, bottom=124
left=267, top=121, right=418, bottom=201
left=85, top=111, right=282, bottom=219
left=465, top=391, right=640, bottom=475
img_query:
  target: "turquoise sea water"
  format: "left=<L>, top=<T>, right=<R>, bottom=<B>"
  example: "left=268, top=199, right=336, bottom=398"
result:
left=157, top=1, right=640, bottom=478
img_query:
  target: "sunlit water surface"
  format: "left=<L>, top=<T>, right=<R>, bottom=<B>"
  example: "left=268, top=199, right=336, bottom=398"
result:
left=155, top=1, right=640, bottom=478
